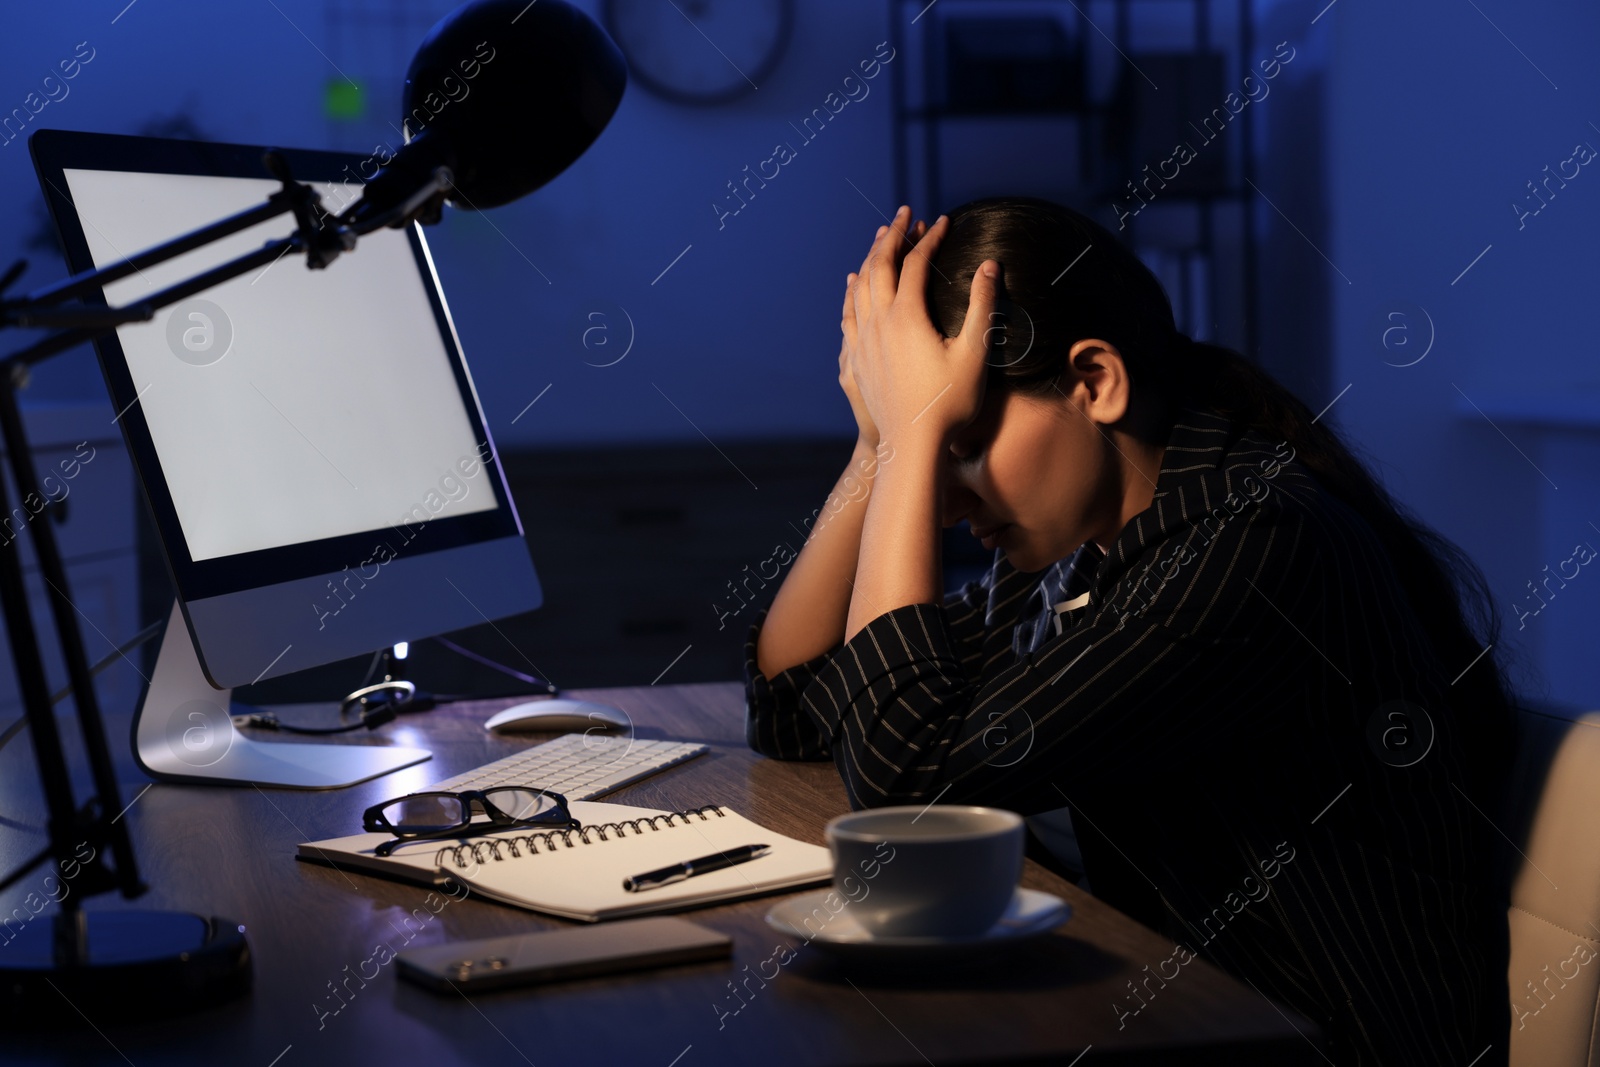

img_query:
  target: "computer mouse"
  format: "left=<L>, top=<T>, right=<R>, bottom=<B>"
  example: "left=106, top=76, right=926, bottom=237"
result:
left=483, top=698, right=632, bottom=734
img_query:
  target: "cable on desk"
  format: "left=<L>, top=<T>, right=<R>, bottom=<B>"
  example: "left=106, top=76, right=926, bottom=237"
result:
left=232, top=687, right=468, bottom=735
left=235, top=631, right=556, bottom=736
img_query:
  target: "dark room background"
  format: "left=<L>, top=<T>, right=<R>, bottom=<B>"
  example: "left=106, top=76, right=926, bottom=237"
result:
left=0, top=0, right=1594, bottom=719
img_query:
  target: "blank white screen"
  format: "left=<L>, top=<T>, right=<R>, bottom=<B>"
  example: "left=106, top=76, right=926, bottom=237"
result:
left=63, top=168, right=498, bottom=562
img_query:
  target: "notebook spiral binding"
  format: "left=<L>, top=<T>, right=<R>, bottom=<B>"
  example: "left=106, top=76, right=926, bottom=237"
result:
left=435, top=805, right=728, bottom=869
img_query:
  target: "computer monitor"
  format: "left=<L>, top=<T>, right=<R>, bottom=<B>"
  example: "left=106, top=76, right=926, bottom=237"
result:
left=29, top=129, right=544, bottom=788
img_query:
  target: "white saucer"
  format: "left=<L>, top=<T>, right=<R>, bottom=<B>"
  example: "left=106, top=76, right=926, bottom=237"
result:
left=764, top=887, right=1071, bottom=961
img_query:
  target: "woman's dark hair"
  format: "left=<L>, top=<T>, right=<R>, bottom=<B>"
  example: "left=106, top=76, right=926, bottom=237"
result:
left=924, top=195, right=1517, bottom=797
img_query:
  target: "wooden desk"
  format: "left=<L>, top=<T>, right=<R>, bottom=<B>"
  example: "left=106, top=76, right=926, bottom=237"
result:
left=1, top=682, right=1321, bottom=1065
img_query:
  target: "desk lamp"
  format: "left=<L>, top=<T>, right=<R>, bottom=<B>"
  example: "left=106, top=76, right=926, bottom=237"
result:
left=0, top=0, right=625, bottom=1024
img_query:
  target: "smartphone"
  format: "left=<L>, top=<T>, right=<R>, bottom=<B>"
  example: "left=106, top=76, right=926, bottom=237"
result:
left=396, top=916, right=732, bottom=993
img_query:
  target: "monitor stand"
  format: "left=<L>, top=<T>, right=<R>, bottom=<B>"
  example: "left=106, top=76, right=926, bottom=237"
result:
left=132, top=602, right=431, bottom=788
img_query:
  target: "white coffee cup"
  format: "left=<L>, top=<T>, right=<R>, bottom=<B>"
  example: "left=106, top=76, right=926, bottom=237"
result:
left=825, top=805, right=1024, bottom=938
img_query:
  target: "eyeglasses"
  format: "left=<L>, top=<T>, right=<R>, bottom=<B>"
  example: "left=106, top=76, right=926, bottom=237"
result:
left=362, top=786, right=577, bottom=857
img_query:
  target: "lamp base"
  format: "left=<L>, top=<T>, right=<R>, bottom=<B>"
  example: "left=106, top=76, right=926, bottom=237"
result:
left=0, top=911, right=251, bottom=1026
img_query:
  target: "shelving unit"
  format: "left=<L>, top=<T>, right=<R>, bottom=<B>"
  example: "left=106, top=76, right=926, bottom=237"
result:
left=888, top=0, right=1260, bottom=358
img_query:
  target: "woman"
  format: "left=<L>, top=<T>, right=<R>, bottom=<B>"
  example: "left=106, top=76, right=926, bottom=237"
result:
left=742, top=197, right=1516, bottom=1064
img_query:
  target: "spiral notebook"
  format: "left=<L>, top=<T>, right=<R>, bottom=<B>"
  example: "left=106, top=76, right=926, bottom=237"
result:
left=297, top=800, right=833, bottom=922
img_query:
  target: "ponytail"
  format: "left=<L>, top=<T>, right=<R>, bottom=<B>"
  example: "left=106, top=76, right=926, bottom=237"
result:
left=1169, top=332, right=1517, bottom=801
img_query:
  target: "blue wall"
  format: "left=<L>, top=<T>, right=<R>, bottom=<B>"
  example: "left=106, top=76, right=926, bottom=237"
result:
left=1325, top=0, right=1600, bottom=706
left=2, top=0, right=1594, bottom=705
left=0, top=0, right=893, bottom=445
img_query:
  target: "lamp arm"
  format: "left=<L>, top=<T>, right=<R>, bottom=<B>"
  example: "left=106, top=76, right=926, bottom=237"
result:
left=0, top=376, right=139, bottom=906
left=0, top=233, right=296, bottom=377
left=0, top=146, right=371, bottom=373
left=0, top=149, right=412, bottom=913
left=10, top=196, right=294, bottom=317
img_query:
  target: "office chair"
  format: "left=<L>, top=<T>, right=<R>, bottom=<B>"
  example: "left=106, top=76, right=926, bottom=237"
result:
left=1502, top=700, right=1600, bottom=1064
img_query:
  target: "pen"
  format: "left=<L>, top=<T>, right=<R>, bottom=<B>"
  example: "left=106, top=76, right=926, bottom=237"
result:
left=622, top=843, right=772, bottom=892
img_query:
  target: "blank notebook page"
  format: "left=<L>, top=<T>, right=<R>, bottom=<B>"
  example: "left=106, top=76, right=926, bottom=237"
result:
left=441, top=801, right=833, bottom=921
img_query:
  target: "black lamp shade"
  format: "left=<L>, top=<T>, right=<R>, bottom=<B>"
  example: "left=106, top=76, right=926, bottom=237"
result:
left=396, top=0, right=628, bottom=211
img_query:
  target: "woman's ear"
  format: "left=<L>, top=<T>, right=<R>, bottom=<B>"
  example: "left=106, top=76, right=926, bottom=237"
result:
left=1066, top=338, right=1131, bottom=426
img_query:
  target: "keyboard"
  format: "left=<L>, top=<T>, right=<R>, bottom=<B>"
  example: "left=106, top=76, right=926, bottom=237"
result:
left=430, top=733, right=709, bottom=801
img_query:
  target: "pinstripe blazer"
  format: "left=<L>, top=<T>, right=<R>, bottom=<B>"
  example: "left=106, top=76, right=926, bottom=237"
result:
left=743, top=404, right=1512, bottom=1065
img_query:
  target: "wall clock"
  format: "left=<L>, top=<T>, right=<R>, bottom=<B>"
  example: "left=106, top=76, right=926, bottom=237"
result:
left=602, top=0, right=794, bottom=105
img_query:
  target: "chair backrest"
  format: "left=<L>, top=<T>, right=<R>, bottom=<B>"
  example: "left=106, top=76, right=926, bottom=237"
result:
left=1505, top=702, right=1600, bottom=1066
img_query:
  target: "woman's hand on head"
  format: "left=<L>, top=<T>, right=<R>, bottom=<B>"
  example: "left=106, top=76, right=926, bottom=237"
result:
left=841, top=205, right=999, bottom=454
left=837, top=216, right=926, bottom=450
left=837, top=335, right=878, bottom=449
